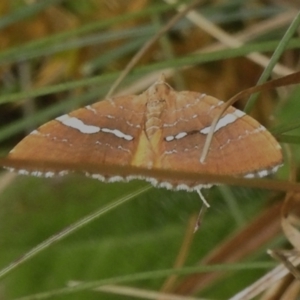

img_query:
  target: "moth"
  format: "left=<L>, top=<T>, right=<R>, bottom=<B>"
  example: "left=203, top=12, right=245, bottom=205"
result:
left=7, top=76, right=282, bottom=193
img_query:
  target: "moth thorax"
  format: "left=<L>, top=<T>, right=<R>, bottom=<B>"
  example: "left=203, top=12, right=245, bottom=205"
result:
left=145, top=98, right=166, bottom=138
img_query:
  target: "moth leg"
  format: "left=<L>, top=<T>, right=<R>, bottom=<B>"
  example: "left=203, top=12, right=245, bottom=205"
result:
left=194, top=189, right=210, bottom=232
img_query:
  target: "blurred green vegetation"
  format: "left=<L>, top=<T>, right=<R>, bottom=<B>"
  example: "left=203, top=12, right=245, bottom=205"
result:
left=0, top=175, right=274, bottom=299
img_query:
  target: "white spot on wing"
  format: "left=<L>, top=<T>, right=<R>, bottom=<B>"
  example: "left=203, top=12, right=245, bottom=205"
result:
left=165, top=136, right=174, bottom=141
left=30, top=130, right=39, bottom=135
left=207, top=100, right=224, bottom=114
left=108, top=176, right=125, bottom=183
left=5, top=167, right=14, bottom=172
left=235, top=110, right=246, bottom=117
left=272, top=164, right=283, bottom=173
left=200, top=109, right=245, bottom=135
left=244, top=163, right=283, bottom=179
left=244, top=173, right=255, bottom=178
left=158, top=182, right=173, bottom=189
left=45, top=171, right=55, bottom=178
left=56, top=115, right=100, bottom=134
left=85, top=105, right=97, bottom=114
left=117, top=145, right=131, bottom=153
left=31, top=171, right=43, bottom=177
left=175, top=132, right=187, bottom=139
left=101, top=128, right=133, bottom=141
left=257, top=169, right=269, bottom=177
left=126, top=120, right=141, bottom=128
left=89, top=173, right=105, bottom=181
left=219, top=125, right=266, bottom=150
left=85, top=172, right=214, bottom=192
left=19, top=169, right=30, bottom=175
left=165, top=131, right=187, bottom=142
left=58, top=170, right=69, bottom=176
left=164, top=149, right=177, bottom=155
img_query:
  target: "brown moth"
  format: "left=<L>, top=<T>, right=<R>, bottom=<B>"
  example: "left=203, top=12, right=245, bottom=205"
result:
left=7, top=76, right=283, bottom=192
